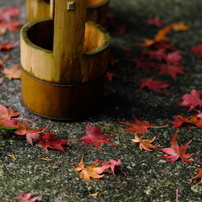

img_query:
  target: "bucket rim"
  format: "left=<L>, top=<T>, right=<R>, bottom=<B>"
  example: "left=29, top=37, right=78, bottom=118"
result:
left=20, top=18, right=111, bottom=55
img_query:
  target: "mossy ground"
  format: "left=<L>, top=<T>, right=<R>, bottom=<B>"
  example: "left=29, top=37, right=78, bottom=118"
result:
left=1, top=0, right=202, bottom=201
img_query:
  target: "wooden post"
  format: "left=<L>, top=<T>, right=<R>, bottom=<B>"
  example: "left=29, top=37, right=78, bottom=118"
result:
left=53, top=0, right=87, bottom=84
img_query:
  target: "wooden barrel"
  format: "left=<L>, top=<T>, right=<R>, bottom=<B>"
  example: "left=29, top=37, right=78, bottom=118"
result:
left=26, top=0, right=110, bottom=26
left=21, top=0, right=111, bottom=120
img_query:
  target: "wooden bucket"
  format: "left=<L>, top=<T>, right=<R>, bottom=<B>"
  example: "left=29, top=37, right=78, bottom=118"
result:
left=26, top=0, right=110, bottom=25
left=21, top=0, right=111, bottom=120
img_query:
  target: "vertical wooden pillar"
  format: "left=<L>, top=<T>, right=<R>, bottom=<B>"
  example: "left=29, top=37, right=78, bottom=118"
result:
left=53, top=0, right=87, bottom=84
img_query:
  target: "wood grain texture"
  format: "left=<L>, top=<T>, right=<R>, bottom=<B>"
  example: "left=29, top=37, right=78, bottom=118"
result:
left=26, top=0, right=110, bottom=26
left=21, top=0, right=111, bottom=119
left=21, top=70, right=106, bottom=120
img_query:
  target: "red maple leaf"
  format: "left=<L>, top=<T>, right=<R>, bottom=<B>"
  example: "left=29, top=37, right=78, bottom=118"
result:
left=140, top=78, right=170, bottom=94
left=0, top=7, right=22, bottom=22
left=0, top=40, right=19, bottom=50
left=0, top=20, right=22, bottom=35
left=77, top=123, right=117, bottom=149
left=0, top=104, right=21, bottom=128
left=14, top=121, right=45, bottom=145
left=18, top=192, right=42, bottom=202
left=133, top=59, right=158, bottom=72
left=37, top=130, right=72, bottom=154
left=140, top=49, right=166, bottom=61
left=164, top=51, right=185, bottom=65
left=191, top=44, right=202, bottom=62
left=157, top=131, right=196, bottom=163
left=157, top=64, right=188, bottom=79
left=106, top=72, right=117, bottom=81
left=119, top=117, right=167, bottom=134
left=94, top=159, right=126, bottom=176
left=153, top=42, right=175, bottom=50
left=179, top=89, right=202, bottom=111
left=147, top=14, right=167, bottom=27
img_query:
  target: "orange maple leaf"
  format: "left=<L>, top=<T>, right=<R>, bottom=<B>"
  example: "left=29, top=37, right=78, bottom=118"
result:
left=132, top=133, right=159, bottom=151
left=1, top=63, right=21, bottom=79
left=154, top=25, right=172, bottom=42
left=171, top=21, right=190, bottom=31
left=188, top=163, right=202, bottom=184
left=170, top=115, right=202, bottom=129
left=120, top=117, right=167, bottom=134
left=74, top=158, right=105, bottom=183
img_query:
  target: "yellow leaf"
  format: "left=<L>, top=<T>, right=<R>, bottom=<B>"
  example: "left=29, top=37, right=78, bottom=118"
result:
left=39, top=157, right=53, bottom=161
left=89, top=192, right=99, bottom=197
left=171, top=22, right=190, bottom=31
left=7, top=154, right=17, bottom=160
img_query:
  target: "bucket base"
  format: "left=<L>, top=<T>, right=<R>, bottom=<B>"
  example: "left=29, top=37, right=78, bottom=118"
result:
left=21, top=70, right=106, bottom=120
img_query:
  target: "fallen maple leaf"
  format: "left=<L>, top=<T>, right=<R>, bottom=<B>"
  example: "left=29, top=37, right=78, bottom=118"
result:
left=106, top=72, right=117, bottom=81
left=137, top=37, right=155, bottom=47
left=157, top=131, right=196, bottom=163
left=147, top=14, right=167, bottom=27
left=120, top=117, right=167, bottom=134
left=179, top=89, right=202, bottom=111
left=171, top=21, right=190, bottom=31
left=133, top=58, right=158, bottom=72
left=188, top=164, right=202, bottom=184
left=140, top=78, right=170, bottom=94
left=94, top=159, right=126, bottom=175
left=0, top=104, right=21, bottom=128
left=191, top=44, right=202, bottom=62
left=18, top=192, right=42, bottom=202
left=1, top=63, right=21, bottom=79
left=164, top=51, right=185, bottom=65
left=154, top=25, right=172, bottom=42
left=74, top=158, right=105, bottom=183
left=37, top=130, right=72, bottom=154
left=78, top=123, right=117, bottom=149
left=154, top=42, right=175, bottom=50
left=0, top=20, right=22, bottom=35
left=0, top=7, right=22, bottom=22
left=157, top=64, right=188, bottom=79
left=170, top=115, right=202, bottom=129
left=132, top=133, right=159, bottom=151
left=0, top=40, right=19, bottom=50
left=14, top=121, right=45, bottom=145
left=141, top=49, right=166, bottom=61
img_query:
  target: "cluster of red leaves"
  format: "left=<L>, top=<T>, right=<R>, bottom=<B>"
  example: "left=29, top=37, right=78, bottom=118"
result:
left=0, top=7, right=22, bottom=35
left=0, top=105, right=118, bottom=154
left=120, top=117, right=196, bottom=162
left=0, top=8, right=21, bottom=81
left=130, top=19, right=190, bottom=94
left=74, top=158, right=125, bottom=182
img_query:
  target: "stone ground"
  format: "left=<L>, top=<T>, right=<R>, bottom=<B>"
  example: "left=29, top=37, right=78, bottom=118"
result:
left=1, top=0, right=202, bottom=201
